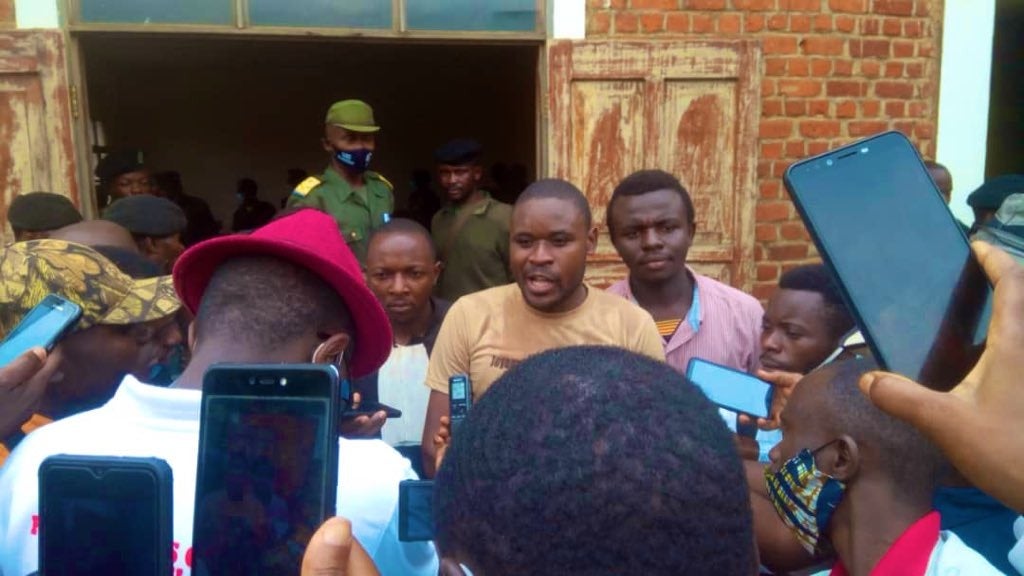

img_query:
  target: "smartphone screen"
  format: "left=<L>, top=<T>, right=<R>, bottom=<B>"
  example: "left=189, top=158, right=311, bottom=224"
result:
left=398, top=480, right=434, bottom=542
left=784, top=131, right=991, bottom=389
left=39, top=455, right=172, bottom=576
left=193, top=365, right=339, bottom=575
left=0, top=295, right=81, bottom=366
left=449, top=375, right=471, bottom=431
left=685, top=358, right=772, bottom=419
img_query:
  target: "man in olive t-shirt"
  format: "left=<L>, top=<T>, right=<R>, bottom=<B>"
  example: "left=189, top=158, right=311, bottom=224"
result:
left=419, top=179, right=664, bottom=477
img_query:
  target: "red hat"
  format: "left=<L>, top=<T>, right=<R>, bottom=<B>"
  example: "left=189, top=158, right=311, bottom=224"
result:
left=172, top=209, right=392, bottom=378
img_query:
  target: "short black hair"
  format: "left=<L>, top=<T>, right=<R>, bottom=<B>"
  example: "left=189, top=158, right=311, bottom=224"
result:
left=778, top=264, right=855, bottom=339
left=822, top=358, right=944, bottom=502
left=92, top=245, right=162, bottom=279
left=923, top=160, right=948, bottom=173
left=435, top=345, right=754, bottom=575
left=194, top=255, right=349, bottom=353
left=607, top=169, right=696, bottom=233
left=367, top=217, right=438, bottom=261
left=514, top=178, right=592, bottom=228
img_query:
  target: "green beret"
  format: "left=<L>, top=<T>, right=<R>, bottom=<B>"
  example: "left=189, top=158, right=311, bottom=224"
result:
left=103, top=195, right=187, bottom=238
left=435, top=138, right=482, bottom=165
left=95, top=151, right=145, bottom=182
left=967, top=174, right=1024, bottom=210
left=7, top=192, right=83, bottom=231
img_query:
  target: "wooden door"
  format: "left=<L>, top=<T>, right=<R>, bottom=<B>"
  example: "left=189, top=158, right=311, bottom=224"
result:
left=0, top=31, right=79, bottom=242
left=547, top=40, right=761, bottom=290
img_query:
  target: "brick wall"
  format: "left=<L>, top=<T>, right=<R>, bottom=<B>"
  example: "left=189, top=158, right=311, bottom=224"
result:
left=0, top=0, right=15, bottom=28
left=586, top=0, right=943, bottom=300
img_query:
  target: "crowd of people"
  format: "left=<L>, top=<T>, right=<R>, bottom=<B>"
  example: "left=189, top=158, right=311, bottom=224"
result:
left=1, top=96, right=1024, bottom=575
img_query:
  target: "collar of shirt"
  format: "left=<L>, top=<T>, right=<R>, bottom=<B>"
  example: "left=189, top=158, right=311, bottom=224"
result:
left=406, top=297, right=452, bottom=355
left=829, top=511, right=940, bottom=576
left=440, top=190, right=494, bottom=216
left=627, top=267, right=703, bottom=340
left=323, top=166, right=388, bottom=204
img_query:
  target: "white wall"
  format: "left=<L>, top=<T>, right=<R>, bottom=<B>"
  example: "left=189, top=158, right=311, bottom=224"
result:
left=15, top=0, right=59, bottom=28
left=936, top=0, right=996, bottom=223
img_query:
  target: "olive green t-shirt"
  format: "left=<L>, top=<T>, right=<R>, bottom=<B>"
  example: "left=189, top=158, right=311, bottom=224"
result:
left=431, top=191, right=513, bottom=301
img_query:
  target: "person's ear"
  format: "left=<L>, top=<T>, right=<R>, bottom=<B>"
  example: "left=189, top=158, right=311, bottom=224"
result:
left=471, top=165, right=483, bottom=184
left=312, top=332, right=352, bottom=366
left=321, top=136, right=333, bottom=154
left=586, top=225, right=599, bottom=255
left=826, top=434, right=860, bottom=482
left=432, top=261, right=443, bottom=285
left=187, top=321, right=198, bottom=353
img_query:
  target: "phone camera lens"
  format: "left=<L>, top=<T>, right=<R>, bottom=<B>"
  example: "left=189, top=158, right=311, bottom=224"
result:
left=826, top=158, right=834, bottom=167
left=279, top=378, right=287, bottom=387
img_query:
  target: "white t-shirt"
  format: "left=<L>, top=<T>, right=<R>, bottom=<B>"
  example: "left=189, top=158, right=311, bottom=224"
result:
left=378, top=343, right=431, bottom=446
left=1009, top=516, right=1024, bottom=574
left=0, top=376, right=438, bottom=576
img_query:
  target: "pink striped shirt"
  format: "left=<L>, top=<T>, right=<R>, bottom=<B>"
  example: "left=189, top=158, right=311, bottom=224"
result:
left=607, top=271, right=763, bottom=374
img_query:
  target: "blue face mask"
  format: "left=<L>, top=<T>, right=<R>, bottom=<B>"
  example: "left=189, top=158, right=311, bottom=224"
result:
left=764, top=441, right=847, bottom=555
left=335, top=148, right=372, bottom=173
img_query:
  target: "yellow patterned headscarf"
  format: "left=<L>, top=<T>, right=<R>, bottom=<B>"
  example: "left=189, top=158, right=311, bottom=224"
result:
left=0, top=239, right=180, bottom=336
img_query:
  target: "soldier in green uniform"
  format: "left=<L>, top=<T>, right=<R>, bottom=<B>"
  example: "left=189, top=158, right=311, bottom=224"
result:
left=431, top=139, right=514, bottom=301
left=287, top=99, right=394, bottom=264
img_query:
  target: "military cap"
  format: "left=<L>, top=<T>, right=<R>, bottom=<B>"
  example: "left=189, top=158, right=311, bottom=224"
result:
left=103, top=195, right=187, bottom=238
left=0, top=239, right=180, bottom=336
left=7, top=192, right=83, bottom=232
left=435, top=138, right=482, bottom=165
left=966, top=174, right=1024, bottom=210
left=325, top=100, right=380, bottom=133
left=95, top=151, right=145, bottom=182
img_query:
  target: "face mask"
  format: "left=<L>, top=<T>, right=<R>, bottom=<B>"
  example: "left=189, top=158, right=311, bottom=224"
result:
left=764, top=442, right=846, bottom=555
left=335, top=148, right=372, bottom=173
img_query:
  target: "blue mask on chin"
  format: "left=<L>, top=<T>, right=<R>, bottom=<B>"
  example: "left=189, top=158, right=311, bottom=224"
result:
left=335, top=148, right=372, bottom=173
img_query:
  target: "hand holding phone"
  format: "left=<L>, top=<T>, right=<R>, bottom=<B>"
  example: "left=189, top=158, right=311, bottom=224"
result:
left=0, top=347, right=62, bottom=440
left=685, top=358, right=773, bottom=419
left=0, top=294, right=81, bottom=367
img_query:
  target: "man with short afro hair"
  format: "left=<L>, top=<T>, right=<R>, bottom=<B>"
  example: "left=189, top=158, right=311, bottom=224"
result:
left=435, top=345, right=756, bottom=575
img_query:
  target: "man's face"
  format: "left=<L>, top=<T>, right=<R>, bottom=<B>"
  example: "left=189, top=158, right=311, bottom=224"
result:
left=130, top=316, right=184, bottom=380
left=608, top=189, right=694, bottom=285
left=761, top=289, right=839, bottom=374
left=145, top=234, right=185, bottom=273
left=366, top=232, right=440, bottom=326
left=112, top=170, right=154, bottom=199
left=322, top=125, right=375, bottom=153
left=768, top=369, right=833, bottom=472
left=510, top=198, right=596, bottom=313
left=438, top=163, right=482, bottom=204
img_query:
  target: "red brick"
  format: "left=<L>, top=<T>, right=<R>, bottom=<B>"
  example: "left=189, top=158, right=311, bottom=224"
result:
left=860, top=60, right=880, bottom=77
left=758, top=160, right=773, bottom=179
left=808, top=99, right=829, bottom=116
left=758, top=263, right=781, bottom=282
left=875, top=81, right=914, bottom=99
left=639, top=12, right=665, bottom=32
left=813, top=14, right=832, bottom=31
left=829, top=0, right=865, bottom=12
left=766, top=57, right=787, bottom=76
left=914, top=121, right=935, bottom=139
left=764, top=35, right=799, bottom=54
left=790, top=14, right=812, bottom=32
left=904, top=20, right=922, bottom=37
left=719, top=13, right=742, bottom=33
left=666, top=12, right=690, bottom=32
left=860, top=17, right=880, bottom=35
left=768, top=13, right=788, bottom=30
left=848, top=120, right=889, bottom=136
left=826, top=80, right=863, bottom=97
left=779, top=0, right=822, bottom=9
left=779, top=79, right=821, bottom=96
left=762, top=141, right=785, bottom=159
left=744, top=13, right=765, bottom=32
left=762, top=78, right=776, bottom=96
left=885, top=101, right=905, bottom=117
left=631, top=0, right=679, bottom=8
left=768, top=243, right=809, bottom=260
left=760, top=119, right=793, bottom=139
left=833, top=59, right=853, bottom=76
left=614, top=12, right=638, bottom=33
left=835, top=15, right=856, bottom=32
left=785, top=99, right=808, bottom=116
left=908, top=101, right=925, bottom=117
left=882, top=17, right=902, bottom=36
left=757, top=201, right=792, bottom=222
left=802, top=37, right=844, bottom=55
left=771, top=160, right=794, bottom=178
left=762, top=98, right=784, bottom=116
left=919, top=41, right=935, bottom=58
left=789, top=57, right=810, bottom=76
left=800, top=119, right=841, bottom=138
left=692, top=13, right=714, bottom=32
left=915, top=1, right=930, bottom=16
left=686, top=0, right=725, bottom=8
left=780, top=222, right=809, bottom=241
left=893, top=41, right=914, bottom=57
left=734, top=0, right=776, bottom=9
left=861, top=100, right=880, bottom=117
left=756, top=223, right=779, bottom=241
left=894, top=120, right=914, bottom=136
left=590, top=12, right=611, bottom=34
left=874, top=0, right=913, bottom=16
left=810, top=58, right=832, bottom=76
left=836, top=100, right=857, bottom=118
left=884, top=62, right=904, bottom=78
left=807, top=140, right=830, bottom=155
left=753, top=283, right=776, bottom=302
left=785, top=140, right=806, bottom=157
left=906, top=62, right=924, bottom=78
left=862, top=39, right=891, bottom=58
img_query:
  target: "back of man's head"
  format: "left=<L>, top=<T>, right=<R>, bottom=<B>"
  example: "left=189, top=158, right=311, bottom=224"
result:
left=435, top=345, right=754, bottom=575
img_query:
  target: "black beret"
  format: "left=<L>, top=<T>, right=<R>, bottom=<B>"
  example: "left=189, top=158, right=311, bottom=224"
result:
left=102, top=195, right=187, bottom=237
left=7, top=192, right=83, bottom=231
left=434, top=138, right=482, bottom=165
left=95, top=151, right=145, bottom=181
left=967, top=174, right=1024, bottom=210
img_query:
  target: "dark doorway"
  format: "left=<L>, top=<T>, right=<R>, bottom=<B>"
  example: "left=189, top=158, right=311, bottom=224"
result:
left=986, top=0, right=1024, bottom=177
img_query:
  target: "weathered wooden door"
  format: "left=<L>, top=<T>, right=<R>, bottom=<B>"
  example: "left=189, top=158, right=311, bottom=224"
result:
left=547, top=40, right=761, bottom=290
left=0, top=31, right=79, bottom=242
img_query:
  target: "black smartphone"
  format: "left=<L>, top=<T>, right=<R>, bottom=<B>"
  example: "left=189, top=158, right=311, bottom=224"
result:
left=192, top=364, right=340, bottom=575
left=38, top=455, right=172, bottom=576
left=0, top=294, right=82, bottom=366
left=398, top=479, right=434, bottom=542
left=342, top=401, right=403, bottom=419
left=449, top=374, right=472, bottom=432
left=784, top=131, right=992, bottom=390
left=685, top=358, right=772, bottom=419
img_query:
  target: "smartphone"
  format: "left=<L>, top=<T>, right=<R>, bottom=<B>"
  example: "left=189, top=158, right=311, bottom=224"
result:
left=0, top=294, right=82, bottom=366
left=398, top=479, right=434, bottom=542
left=342, top=401, right=403, bottom=419
left=784, top=131, right=991, bottom=390
left=192, top=364, right=340, bottom=575
left=39, top=455, right=172, bottom=576
left=685, top=358, right=772, bottom=419
left=449, top=374, right=472, bottom=432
